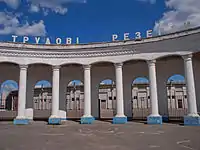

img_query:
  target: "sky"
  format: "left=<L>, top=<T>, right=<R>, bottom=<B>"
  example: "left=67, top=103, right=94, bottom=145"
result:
left=0, top=0, right=200, bottom=43
left=0, top=0, right=198, bottom=93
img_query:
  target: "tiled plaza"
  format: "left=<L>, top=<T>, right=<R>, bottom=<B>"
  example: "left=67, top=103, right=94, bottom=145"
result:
left=0, top=121, right=199, bottom=150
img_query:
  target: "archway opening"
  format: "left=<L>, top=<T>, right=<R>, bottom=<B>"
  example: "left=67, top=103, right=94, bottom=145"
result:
left=0, top=80, right=18, bottom=111
left=132, top=77, right=150, bottom=120
left=65, top=80, right=84, bottom=119
left=98, top=79, right=116, bottom=120
left=0, top=80, right=18, bottom=120
left=167, top=74, right=187, bottom=120
left=33, top=80, right=52, bottom=120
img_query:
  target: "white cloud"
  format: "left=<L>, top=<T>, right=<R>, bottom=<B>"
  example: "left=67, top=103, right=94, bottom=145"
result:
left=28, top=0, right=86, bottom=15
left=137, top=0, right=156, bottom=4
left=0, top=12, right=46, bottom=36
left=154, top=0, right=200, bottom=34
left=0, top=0, right=86, bottom=15
left=0, top=0, right=20, bottom=9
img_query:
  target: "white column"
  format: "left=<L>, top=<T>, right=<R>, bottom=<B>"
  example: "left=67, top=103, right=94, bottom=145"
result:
left=50, top=65, right=60, bottom=118
left=115, top=63, right=125, bottom=117
left=147, top=60, right=160, bottom=116
left=182, top=54, right=199, bottom=116
left=83, top=65, right=92, bottom=117
left=16, top=65, right=28, bottom=119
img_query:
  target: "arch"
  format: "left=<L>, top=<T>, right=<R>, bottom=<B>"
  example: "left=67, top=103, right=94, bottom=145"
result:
left=28, top=63, right=52, bottom=67
left=100, top=79, right=114, bottom=85
left=132, top=77, right=150, bottom=120
left=60, top=62, right=83, bottom=67
left=167, top=74, right=185, bottom=82
left=156, top=54, right=183, bottom=61
left=90, top=61, right=114, bottom=66
left=0, top=61, right=20, bottom=66
left=35, top=80, right=51, bottom=88
left=0, top=80, right=18, bottom=113
left=67, top=80, right=83, bottom=86
left=66, top=79, right=84, bottom=119
left=33, top=80, right=52, bottom=118
left=123, top=59, right=147, bottom=65
left=166, top=74, right=187, bottom=120
left=98, top=79, right=116, bottom=120
left=132, top=77, right=149, bottom=84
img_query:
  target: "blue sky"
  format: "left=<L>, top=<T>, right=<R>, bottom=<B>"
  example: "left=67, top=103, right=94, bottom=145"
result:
left=0, top=0, right=199, bottom=44
left=0, top=0, right=199, bottom=93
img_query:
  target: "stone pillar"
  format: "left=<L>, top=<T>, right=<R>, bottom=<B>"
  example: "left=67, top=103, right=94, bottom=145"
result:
left=81, top=65, right=95, bottom=124
left=48, top=65, right=61, bottom=125
left=14, top=65, right=29, bottom=125
left=113, top=63, right=127, bottom=124
left=182, top=54, right=200, bottom=126
left=147, top=60, right=162, bottom=124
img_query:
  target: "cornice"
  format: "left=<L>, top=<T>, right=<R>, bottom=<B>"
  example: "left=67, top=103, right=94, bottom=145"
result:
left=0, top=48, right=136, bottom=58
left=0, top=26, right=200, bottom=51
left=0, top=27, right=199, bottom=59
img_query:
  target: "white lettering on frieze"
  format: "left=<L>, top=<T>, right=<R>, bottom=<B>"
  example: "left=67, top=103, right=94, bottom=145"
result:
left=11, top=35, right=80, bottom=45
left=35, top=37, right=40, bottom=44
left=45, top=38, right=51, bottom=44
left=66, top=38, right=72, bottom=44
left=76, top=37, right=79, bottom=44
left=124, top=33, right=130, bottom=41
left=56, top=38, right=62, bottom=44
left=112, top=34, right=118, bottom=41
left=146, top=30, right=153, bottom=38
left=11, top=29, right=153, bottom=45
left=112, top=29, right=153, bottom=41
left=12, top=35, right=18, bottom=42
left=135, top=32, right=141, bottom=40
left=23, top=36, right=29, bottom=43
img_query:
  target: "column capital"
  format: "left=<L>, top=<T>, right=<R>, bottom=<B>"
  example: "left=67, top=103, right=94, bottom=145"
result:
left=114, top=63, right=123, bottom=68
left=19, top=64, right=28, bottom=69
left=83, top=64, right=91, bottom=70
left=52, top=65, right=60, bottom=70
left=182, top=54, right=193, bottom=61
left=147, top=60, right=156, bottom=66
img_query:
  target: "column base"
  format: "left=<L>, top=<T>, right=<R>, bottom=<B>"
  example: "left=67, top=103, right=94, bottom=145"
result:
left=80, top=116, right=95, bottom=124
left=162, top=115, right=169, bottom=122
left=48, top=117, right=62, bottom=125
left=13, top=118, right=29, bottom=125
left=147, top=115, right=162, bottom=125
left=112, top=116, right=127, bottom=124
left=184, top=116, right=200, bottom=126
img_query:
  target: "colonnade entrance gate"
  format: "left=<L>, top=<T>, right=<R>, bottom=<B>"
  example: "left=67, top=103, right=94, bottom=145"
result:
left=167, top=75, right=188, bottom=121
left=33, top=80, right=52, bottom=120
left=0, top=80, right=18, bottom=120
left=98, top=79, right=116, bottom=119
left=131, top=77, right=150, bottom=120
left=65, top=80, right=84, bottom=119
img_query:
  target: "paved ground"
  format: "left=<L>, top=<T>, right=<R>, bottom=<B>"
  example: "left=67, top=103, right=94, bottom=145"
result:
left=0, top=121, right=199, bottom=150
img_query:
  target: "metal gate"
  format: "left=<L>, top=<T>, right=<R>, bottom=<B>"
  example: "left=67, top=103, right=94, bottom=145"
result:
left=0, top=91, right=18, bottom=120
left=33, top=88, right=52, bottom=119
left=99, top=87, right=116, bottom=119
left=132, top=91, right=150, bottom=120
left=168, top=90, right=188, bottom=120
left=66, top=88, right=84, bottom=119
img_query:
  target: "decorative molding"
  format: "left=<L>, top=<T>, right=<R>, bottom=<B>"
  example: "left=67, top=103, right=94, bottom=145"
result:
left=182, top=54, right=193, bottom=61
left=52, top=65, right=60, bottom=70
left=19, top=64, right=28, bottom=69
left=0, top=49, right=136, bottom=58
left=147, top=60, right=156, bottom=66
left=114, top=63, right=123, bottom=68
left=83, top=64, right=91, bottom=70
